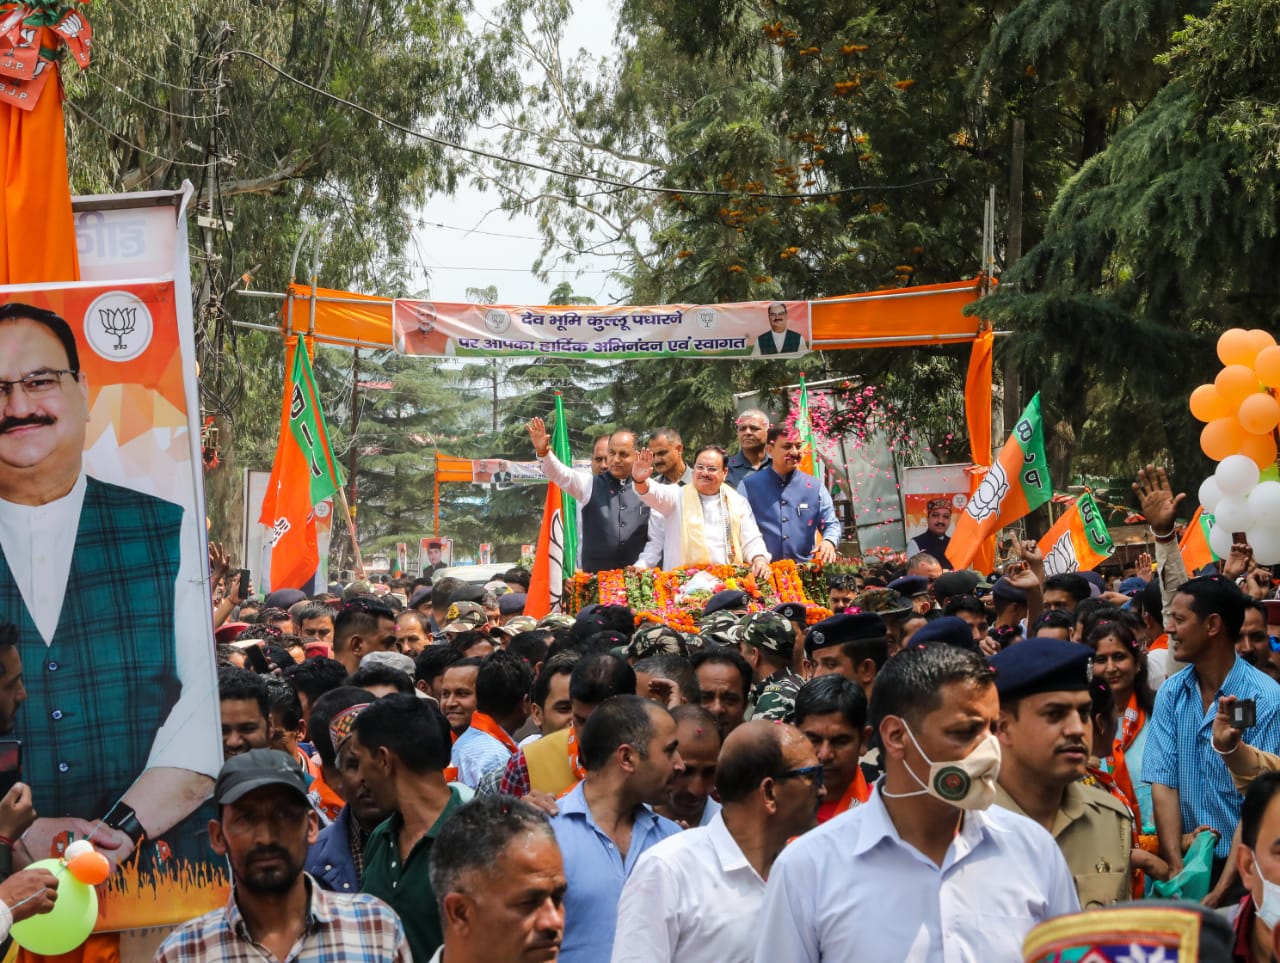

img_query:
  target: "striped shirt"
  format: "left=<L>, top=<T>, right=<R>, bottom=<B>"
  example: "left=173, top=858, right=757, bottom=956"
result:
left=155, top=874, right=410, bottom=963
left=1143, top=655, right=1280, bottom=857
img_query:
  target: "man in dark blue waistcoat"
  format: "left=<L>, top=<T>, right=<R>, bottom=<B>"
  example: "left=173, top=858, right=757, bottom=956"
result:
left=0, top=302, right=218, bottom=871
left=527, top=418, right=650, bottom=572
left=738, top=425, right=842, bottom=564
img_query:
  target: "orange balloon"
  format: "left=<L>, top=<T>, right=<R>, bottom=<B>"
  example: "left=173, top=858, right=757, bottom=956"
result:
left=1218, top=328, right=1257, bottom=366
left=1239, top=393, right=1280, bottom=435
left=1257, top=346, right=1280, bottom=389
left=1250, top=329, right=1278, bottom=357
left=1240, top=430, right=1279, bottom=470
left=1216, top=364, right=1260, bottom=406
left=66, top=851, right=110, bottom=886
left=1201, top=416, right=1246, bottom=461
left=1190, top=384, right=1231, bottom=423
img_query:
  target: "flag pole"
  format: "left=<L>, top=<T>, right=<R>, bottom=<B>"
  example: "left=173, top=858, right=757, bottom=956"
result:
left=334, top=487, right=365, bottom=577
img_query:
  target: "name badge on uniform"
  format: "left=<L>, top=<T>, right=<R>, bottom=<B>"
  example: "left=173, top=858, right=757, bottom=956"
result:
left=799, top=503, right=810, bottom=510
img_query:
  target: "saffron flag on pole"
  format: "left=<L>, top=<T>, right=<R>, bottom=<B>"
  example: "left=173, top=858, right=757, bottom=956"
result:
left=1180, top=507, right=1218, bottom=572
left=528, top=393, right=577, bottom=617
left=259, top=338, right=346, bottom=590
left=795, top=374, right=829, bottom=555
left=949, top=392, right=1053, bottom=570
left=1038, top=493, right=1114, bottom=576
left=796, top=374, right=825, bottom=488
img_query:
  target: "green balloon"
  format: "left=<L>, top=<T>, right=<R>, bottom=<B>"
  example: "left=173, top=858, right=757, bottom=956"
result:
left=10, top=858, right=98, bottom=955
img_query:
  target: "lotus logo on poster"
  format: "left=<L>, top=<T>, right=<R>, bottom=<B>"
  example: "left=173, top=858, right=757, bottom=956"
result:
left=697, top=308, right=716, bottom=329
left=83, top=290, right=154, bottom=361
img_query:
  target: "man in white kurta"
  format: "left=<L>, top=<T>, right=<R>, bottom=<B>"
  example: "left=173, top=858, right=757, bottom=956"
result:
left=631, top=446, right=771, bottom=580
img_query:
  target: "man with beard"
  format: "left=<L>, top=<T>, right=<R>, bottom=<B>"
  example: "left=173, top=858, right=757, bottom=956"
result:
left=305, top=689, right=391, bottom=893
left=655, top=705, right=722, bottom=828
left=906, top=498, right=954, bottom=568
left=157, top=749, right=410, bottom=962
left=612, top=720, right=823, bottom=963
left=551, top=695, right=684, bottom=963
left=991, top=638, right=1133, bottom=908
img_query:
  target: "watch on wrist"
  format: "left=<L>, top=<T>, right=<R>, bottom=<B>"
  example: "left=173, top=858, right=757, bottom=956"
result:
left=103, top=802, right=145, bottom=847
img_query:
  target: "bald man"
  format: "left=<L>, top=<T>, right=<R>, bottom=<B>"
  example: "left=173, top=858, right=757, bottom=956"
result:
left=611, top=720, right=824, bottom=962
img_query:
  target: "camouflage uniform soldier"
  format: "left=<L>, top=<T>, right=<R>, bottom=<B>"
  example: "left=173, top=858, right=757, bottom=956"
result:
left=626, top=621, right=691, bottom=661
left=738, top=611, right=802, bottom=723
left=699, top=609, right=743, bottom=648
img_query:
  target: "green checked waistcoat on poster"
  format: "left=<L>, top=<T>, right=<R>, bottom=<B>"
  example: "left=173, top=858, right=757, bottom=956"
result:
left=0, top=477, right=182, bottom=819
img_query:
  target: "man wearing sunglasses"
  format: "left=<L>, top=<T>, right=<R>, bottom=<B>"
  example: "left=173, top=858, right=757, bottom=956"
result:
left=611, top=720, right=823, bottom=963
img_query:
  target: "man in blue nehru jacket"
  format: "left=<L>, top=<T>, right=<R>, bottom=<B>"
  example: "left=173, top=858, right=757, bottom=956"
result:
left=528, top=417, right=650, bottom=572
left=0, top=302, right=218, bottom=869
left=739, top=425, right=841, bottom=564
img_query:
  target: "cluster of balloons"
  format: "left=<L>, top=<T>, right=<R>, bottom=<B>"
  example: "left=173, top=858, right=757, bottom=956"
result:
left=1198, top=456, right=1280, bottom=565
left=1191, top=328, right=1280, bottom=467
left=10, top=839, right=108, bottom=955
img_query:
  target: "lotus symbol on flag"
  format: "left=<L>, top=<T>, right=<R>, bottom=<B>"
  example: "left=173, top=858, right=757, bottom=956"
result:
left=967, top=461, right=1009, bottom=523
left=98, top=306, right=137, bottom=350
left=1045, top=531, right=1078, bottom=575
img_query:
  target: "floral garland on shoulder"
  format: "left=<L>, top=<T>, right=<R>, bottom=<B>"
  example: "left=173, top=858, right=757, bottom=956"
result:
left=567, top=559, right=846, bottom=631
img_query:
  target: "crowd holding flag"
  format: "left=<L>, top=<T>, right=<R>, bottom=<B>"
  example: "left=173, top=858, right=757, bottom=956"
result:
left=259, top=337, right=347, bottom=590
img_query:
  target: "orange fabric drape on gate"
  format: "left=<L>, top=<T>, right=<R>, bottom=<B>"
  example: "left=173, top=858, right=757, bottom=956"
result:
left=0, top=75, right=79, bottom=284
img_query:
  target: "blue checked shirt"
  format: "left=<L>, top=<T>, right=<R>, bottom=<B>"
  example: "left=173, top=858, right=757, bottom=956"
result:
left=1143, top=656, right=1280, bottom=857
left=155, top=874, right=411, bottom=963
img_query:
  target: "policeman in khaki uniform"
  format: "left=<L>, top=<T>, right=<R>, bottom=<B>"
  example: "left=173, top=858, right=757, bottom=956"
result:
left=738, top=611, right=802, bottom=723
left=990, top=638, right=1133, bottom=908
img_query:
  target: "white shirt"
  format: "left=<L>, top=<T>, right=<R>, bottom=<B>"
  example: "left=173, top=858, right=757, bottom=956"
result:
left=633, top=481, right=768, bottom=570
left=538, top=451, right=595, bottom=504
left=0, top=474, right=221, bottom=779
left=611, top=812, right=764, bottom=963
left=753, top=786, right=1079, bottom=962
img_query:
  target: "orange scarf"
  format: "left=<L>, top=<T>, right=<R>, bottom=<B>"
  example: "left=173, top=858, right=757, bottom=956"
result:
left=467, top=711, right=519, bottom=754
left=1148, top=632, right=1168, bottom=652
left=1106, top=692, right=1145, bottom=819
left=555, top=729, right=590, bottom=800
left=817, top=768, right=870, bottom=824
left=567, top=726, right=586, bottom=782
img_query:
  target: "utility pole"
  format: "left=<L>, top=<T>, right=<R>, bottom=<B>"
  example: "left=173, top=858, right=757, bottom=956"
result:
left=1003, top=117, right=1026, bottom=434
left=347, top=349, right=360, bottom=540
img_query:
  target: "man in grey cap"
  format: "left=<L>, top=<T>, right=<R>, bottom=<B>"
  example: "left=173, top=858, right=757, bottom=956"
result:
left=157, top=749, right=411, bottom=962
left=739, top=611, right=802, bottom=723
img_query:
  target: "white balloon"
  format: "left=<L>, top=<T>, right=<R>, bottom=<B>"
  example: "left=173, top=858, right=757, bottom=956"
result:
left=1217, top=454, right=1261, bottom=496
left=1208, top=521, right=1236, bottom=559
left=1214, top=494, right=1256, bottom=534
left=63, top=839, right=94, bottom=860
left=1209, top=522, right=1235, bottom=560
left=1249, top=527, right=1280, bottom=566
left=1199, top=476, right=1225, bottom=513
left=1249, top=481, right=1280, bottom=532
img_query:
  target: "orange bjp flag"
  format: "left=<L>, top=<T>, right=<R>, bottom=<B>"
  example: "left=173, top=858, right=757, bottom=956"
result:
left=1179, top=508, right=1218, bottom=573
left=949, top=393, right=1053, bottom=570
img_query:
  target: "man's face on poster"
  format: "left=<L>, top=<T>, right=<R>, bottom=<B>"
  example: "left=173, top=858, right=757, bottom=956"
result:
left=0, top=318, right=90, bottom=480
left=768, top=304, right=788, bottom=334
left=927, top=506, right=952, bottom=536
left=428, top=545, right=442, bottom=564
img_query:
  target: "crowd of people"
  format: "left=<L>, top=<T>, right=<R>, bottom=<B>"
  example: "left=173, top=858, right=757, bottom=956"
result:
left=116, top=452, right=1280, bottom=961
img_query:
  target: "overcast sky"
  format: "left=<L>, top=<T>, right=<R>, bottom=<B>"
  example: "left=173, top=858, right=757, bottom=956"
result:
left=408, top=2, right=627, bottom=307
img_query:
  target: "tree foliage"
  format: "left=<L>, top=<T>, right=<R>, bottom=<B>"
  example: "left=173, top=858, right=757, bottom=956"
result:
left=977, top=0, right=1280, bottom=493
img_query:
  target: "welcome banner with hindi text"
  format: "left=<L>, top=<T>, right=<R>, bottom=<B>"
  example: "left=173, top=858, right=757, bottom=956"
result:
left=392, top=298, right=812, bottom=360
